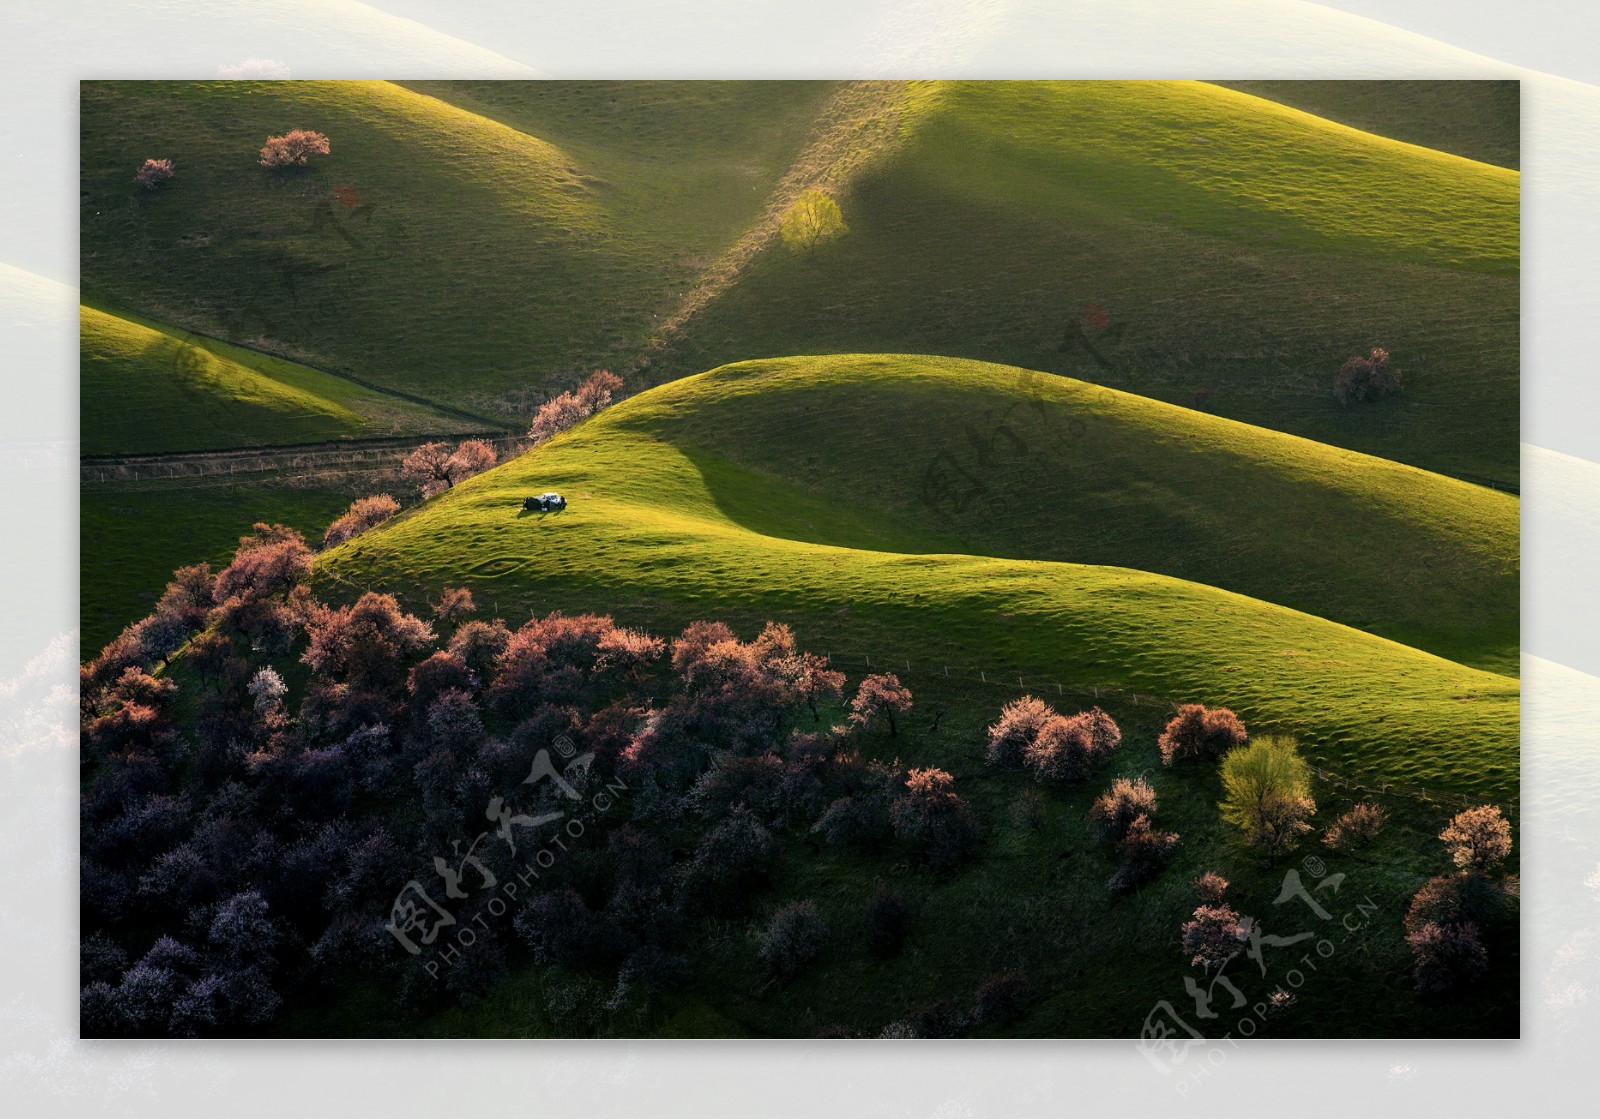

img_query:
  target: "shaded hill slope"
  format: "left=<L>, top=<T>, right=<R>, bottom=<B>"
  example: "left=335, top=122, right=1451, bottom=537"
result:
left=321, top=355, right=1518, bottom=803
left=81, top=303, right=474, bottom=455
left=650, top=80, right=1520, bottom=486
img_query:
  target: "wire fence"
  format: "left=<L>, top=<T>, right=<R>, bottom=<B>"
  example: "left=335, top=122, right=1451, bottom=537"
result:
left=311, top=567, right=1518, bottom=822
left=81, top=433, right=525, bottom=484
left=813, top=649, right=1514, bottom=817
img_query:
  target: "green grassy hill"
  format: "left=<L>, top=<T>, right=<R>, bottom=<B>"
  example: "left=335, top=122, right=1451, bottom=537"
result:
left=604, top=354, right=1518, bottom=674
left=398, top=80, right=837, bottom=265
left=651, top=80, right=1519, bottom=486
left=81, top=80, right=1518, bottom=485
left=76, top=79, right=1521, bottom=1042
left=81, top=303, right=475, bottom=455
left=1214, top=80, right=1520, bottom=170
left=321, top=354, right=1518, bottom=805
left=79, top=79, right=833, bottom=423
left=81, top=477, right=367, bottom=655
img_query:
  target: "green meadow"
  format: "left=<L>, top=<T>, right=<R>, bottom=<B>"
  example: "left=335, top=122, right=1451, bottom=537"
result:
left=80, top=79, right=834, bottom=419
left=81, top=476, right=369, bottom=654
left=81, top=80, right=1519, bottom=1039
left=323, top=354, right=1517, bottom=807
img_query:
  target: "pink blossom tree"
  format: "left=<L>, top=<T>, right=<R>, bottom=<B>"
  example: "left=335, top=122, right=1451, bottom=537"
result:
left=780, top=650, right=846, bottom=722
left=891, top=767, right=979, bottom=870
left=136, top=159, right=175, bottom=190
left=301, top=591, right=435, bottom=692
left=984, top=695, right=1054, bottom=767
left=322, top=494, right=400, bottom=548
left=594, top=627, right=667, bottom=680
left=1109, top=814, right=1180, bottom=892
left=446, top=619, right=512, bottom=679
left=1333, top=347, right=1400, bottom=405
left=401, top=439, right=498, bottom=499
left=849, top=672, right=912, bottom=738
left=430, top=587, right=476, bottom=627
left=1181, top=903, right=1244, bottom=970
left=1023, top=707, right=1121, bottom=783
left=1089, top=776, right=1158, bottom=841
left=1440, top=805, right=1513, bottom=875
left=445, top=439, right=497, bottom=483
left=207, top=524, right=314, bottom=652
left=1324, top=802, right=1388, bottom=851
left=258, top=129, right=330, bottom=169
left=1158, top=703, right=1247, bottom=765
left=1195, top=872, right=1229, bottom=904
left=528, top=370, right=623, bottom=444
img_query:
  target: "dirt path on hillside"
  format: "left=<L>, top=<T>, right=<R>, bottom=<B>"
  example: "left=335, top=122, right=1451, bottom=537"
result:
left=629, top=80, right=932, bottom=374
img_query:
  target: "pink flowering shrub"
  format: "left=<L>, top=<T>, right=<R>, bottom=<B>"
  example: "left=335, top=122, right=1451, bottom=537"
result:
left=528, top=370, right=623, bottom=444
left=1333, top=347, right=1400, bottom=405
left=849, top=672, right=913, bottom=737
left=322, top=494, right=400, bottom=548
left=258, top=129, right=330, bottom=169
left=136, top=158, right=175, bottom=190
left=400, top=439, right=498, bottom=499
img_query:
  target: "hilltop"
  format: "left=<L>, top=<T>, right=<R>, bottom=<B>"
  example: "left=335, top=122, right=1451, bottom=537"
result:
left=78, top=79, right=835, bottom=421
left=1215, top=80, right=1519, bottom=170
left=322, top=354, right=1518, bottom=804
left=604, top=354, right=1518, bottom=673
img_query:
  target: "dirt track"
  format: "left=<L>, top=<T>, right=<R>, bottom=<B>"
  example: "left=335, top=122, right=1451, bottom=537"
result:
left=81, top=432, right=524, bottom=484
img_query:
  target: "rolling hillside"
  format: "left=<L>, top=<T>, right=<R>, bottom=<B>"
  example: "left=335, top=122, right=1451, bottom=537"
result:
left=81, top=303, right=475, bottom=455
left=650, top=80, right=1520, bottom=486
left=600, top=354, right=1519, bottom=673
left=78, top=79, right=835, bottom=421
left=77, top=79, right=1523, bottom=1042
left=81, top=80, right=1519, bottom=485
left=321, top=354, right=1519, bottom=805
left=1215, top=80, right=1520, bottom=170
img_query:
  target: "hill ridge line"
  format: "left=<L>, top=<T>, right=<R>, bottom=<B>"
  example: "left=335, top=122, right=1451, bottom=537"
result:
left=628, top=80, right=935, bottom=376
left=82, top=297, right=513, bottom=432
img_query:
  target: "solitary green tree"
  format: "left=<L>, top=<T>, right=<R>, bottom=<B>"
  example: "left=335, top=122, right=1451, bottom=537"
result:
left=1219, top=735, right=1316, bottom=859
left=780, top=189, right=847, bottom=254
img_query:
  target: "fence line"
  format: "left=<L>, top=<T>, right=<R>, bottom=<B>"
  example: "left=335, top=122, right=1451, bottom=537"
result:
left=82, top=433, right=525, bottom=485
left=305, top=575, right=1516, bottom=818
left=817, top=649, right=1513, bottom=815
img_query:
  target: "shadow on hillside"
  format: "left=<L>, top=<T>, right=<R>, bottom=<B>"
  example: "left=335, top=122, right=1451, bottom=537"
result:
left=677, top=444, right=968, bottom=557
